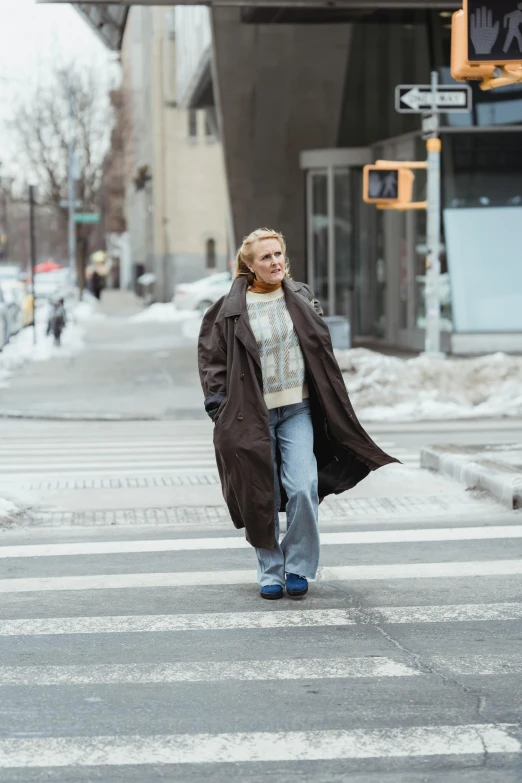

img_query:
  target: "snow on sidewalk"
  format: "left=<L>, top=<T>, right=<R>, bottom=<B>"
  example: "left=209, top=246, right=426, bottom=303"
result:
left=0, top=498, right=17, bottom=521
left=0, top=298, right=94, bottom=390
left=336, top=348, right=522, bottom=422
left=130, top=303, right=200, bottom=324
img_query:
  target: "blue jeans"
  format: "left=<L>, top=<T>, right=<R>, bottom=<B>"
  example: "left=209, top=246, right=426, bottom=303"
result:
left=255, top=400, right=320, bottom=587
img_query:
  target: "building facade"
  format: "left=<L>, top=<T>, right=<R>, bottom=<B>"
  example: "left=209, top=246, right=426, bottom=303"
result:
left=73, top=4, right=230, bottom=302
left=122, top=6, right=230, bottom=301
left=68, top=2, right=522, bottom=349
left=176, top=2, right=522, bottom=354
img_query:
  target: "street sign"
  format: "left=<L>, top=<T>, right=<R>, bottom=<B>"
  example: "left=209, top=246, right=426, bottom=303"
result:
left=467, top=1, right=522, bottom=63
left=74, top=213, right=100, bottom=224
left=60, top=199, right=82, bottom=209
left=395, top=84, right=472, bottom=113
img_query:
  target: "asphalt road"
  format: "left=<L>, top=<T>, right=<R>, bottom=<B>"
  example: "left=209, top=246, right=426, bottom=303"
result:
left=0, top=293, right=521, bottom=780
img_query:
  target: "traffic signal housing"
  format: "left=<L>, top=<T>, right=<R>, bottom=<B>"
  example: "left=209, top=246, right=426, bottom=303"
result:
left=451, top=2, right=522, bottom=89
left=363, top=165, right=415, bottom=209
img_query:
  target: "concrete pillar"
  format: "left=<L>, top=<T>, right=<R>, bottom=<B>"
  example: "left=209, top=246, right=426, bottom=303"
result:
left=211, top=9, right=352, bottom=279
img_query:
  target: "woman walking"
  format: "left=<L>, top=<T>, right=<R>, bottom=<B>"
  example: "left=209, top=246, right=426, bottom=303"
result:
left=198, top=228, right=397, bottom=600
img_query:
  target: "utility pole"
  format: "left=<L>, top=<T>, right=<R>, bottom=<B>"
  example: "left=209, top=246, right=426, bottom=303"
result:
left=29, top=184, right=37, bottom=345
left=424, top=71, right=443, bottom=357
left=67, top=93, right=77, bottom=287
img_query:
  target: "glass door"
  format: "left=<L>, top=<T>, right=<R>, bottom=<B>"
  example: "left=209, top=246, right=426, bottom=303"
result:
left=306, top=166, right=354, bottom=320
left=303, top=148, right=372, bottom=327
left=307, top=170, right=329, bottom=310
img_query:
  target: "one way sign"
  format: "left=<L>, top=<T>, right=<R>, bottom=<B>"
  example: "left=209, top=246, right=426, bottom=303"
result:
left=395, top=84, right=472, bottom=113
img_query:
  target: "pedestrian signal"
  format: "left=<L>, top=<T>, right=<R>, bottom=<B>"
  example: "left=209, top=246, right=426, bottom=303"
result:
left=363, top=166, right=414, bottom=207
left=452, top=1, right=522, bottom=87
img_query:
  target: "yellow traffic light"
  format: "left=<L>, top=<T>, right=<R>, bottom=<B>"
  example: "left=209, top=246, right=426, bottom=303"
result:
left=363, top=165, right=415, bottom=209
left=451, top=3, right=522, bottom=89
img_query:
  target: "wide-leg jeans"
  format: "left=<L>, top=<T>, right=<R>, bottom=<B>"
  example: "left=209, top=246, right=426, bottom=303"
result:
left=255, top=399, right=320, bottom=587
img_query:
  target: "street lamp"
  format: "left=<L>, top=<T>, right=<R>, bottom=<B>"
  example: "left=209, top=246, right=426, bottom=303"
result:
left=28, top=181, right=38, bottom=345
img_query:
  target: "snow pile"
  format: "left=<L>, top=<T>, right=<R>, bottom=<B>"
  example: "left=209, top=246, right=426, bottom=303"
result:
left=130, top=303, right=200, bottom=324
left=0, top=497, right=17, bottom=520
left=0, top=299, right=87, bottom=389
left=336, top=348, right=522, bottom=421
left=73, top=297, right=107, bottom=322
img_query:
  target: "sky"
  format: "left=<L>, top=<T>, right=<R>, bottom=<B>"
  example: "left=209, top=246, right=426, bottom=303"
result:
left=0, top=0, right=117, bottom=177
left=1, top=0, right=111, bottom=79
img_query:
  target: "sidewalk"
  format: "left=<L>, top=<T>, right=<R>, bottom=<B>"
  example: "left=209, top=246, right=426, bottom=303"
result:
left=0, top=292, right=203, bottom=420
left=97, top=289, right=143, bottom=318
left=421, top=443, right=522, bottom=510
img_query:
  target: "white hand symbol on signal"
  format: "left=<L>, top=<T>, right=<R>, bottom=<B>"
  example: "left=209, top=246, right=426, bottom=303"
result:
left=470, top=6, right=500, bottom=54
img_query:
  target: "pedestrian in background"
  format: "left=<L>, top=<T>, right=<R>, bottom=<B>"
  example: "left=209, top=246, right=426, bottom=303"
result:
left=90, top=270, right=103, bottom=301
left=198, top=228, right=397, bottom=600
left=46, top=296, right=67, bottom=346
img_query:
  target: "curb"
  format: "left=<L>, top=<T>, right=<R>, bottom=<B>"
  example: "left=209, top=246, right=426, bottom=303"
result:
left=0, top=410, right=160, bottom=422
left=420, top=446, right=522, bottom=510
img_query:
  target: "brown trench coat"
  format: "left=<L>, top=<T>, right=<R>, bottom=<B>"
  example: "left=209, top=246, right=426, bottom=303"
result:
left=198, top=276, right=398, bottom=550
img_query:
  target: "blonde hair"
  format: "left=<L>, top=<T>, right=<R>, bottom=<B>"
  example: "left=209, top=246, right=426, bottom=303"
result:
left=234, top=228, right=291, bottom=286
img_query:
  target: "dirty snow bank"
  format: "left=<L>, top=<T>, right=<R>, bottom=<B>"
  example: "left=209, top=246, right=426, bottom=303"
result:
left=0, top=497, right=18, bottom=520
left=0, top=298, right=91, bottom=389
left=130, top=303, right=200, bottom=324
left=336, top=348, right=522, bottom=421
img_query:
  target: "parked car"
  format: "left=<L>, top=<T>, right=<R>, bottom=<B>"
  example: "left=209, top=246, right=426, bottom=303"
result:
left=173, top=272, right=233, bottom=314
left=0, top=287, right=10, bottom=351
left=2, top=283, right=24, bottom=336
left=0, top=265, right=33, bottom=331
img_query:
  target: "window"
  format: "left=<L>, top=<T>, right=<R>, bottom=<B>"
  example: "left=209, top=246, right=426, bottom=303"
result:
left=206, top=238, right=216, bottom=269
left=188, top=110, right=198, bottom=140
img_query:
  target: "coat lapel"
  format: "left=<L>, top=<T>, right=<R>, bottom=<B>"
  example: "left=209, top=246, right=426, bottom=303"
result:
left=283, top=280, right=328, bottom=355
left=223, top=276, right=262, bottom=369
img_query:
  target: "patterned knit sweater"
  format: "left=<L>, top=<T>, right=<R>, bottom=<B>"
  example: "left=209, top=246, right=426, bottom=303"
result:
left=246, top=287, right=308, bottom=410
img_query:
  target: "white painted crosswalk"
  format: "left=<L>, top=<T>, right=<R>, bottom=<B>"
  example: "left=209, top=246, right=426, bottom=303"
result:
left=2, top=602, right=522, bottom=637
left=0, top=421, right=521, bottom=777
left=0, top=724, right=519, bottom=768
left=1, top=558, right=520, bottom=593
left=0, top=431, right=420, bottom=481
left=1, top=525, right=520, bottom=558
left=0, top=431, right=218, bottom=479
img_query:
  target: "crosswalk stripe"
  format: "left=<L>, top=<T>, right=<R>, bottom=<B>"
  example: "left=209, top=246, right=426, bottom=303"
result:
left=0, top=724, right=518, bottom=767
left=0, top=459, right=216, bottom=470
left=0, top=441, right=214, bottom=449
left=1, top=525, right=521, bottom=558
left=1, top=603, right=520, bottom=636
left=0, top=560, right=520, bottom=593
left=0, top=657, right=418, bottom=685
left=3, top=654, right=522, bottom=684
left=0, top=464, right=217, bottom=479
left=0, top=446, right=215, bottom=456
left=431, top=654, right=522, bottom=675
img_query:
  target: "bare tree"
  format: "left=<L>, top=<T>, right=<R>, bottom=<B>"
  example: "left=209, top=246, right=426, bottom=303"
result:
left=8, top=61, right=115, bottom=292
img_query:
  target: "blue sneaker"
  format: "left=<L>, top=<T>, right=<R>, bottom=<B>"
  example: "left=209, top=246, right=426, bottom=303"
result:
left=285, top=573, right=308, bottom=597
left=260, top=584, right=284, bottom=600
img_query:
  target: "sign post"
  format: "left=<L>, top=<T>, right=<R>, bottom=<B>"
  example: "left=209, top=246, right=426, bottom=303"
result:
left=424, top=72, right=443, bottom=357
left=394, top=72, right=473, bottom=357
left=29, top=185, right=37, bottom=345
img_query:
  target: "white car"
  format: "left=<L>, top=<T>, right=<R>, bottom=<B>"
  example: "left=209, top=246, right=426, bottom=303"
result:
left=0, top=287, right=10, bottom=351
left=174, top=272, right=233, bottom=314
left=2, top=283, right=24, bottom=336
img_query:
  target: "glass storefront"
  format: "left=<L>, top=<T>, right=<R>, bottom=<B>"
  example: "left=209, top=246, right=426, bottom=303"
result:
left=309, top=172, right=328, bottom=308
left=330, top=11, right=522, bottom=347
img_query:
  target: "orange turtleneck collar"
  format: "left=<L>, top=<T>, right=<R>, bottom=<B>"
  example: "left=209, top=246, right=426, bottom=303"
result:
left=249, top=278, right=282, bottom=294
